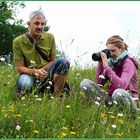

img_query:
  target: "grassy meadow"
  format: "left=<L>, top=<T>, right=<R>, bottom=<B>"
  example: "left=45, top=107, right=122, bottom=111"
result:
left=0, top=61, right=140, bottom=138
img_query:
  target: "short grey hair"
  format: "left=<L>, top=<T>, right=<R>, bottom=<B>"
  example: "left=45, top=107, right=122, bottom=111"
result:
left=29, top=10, right=46, bottom=21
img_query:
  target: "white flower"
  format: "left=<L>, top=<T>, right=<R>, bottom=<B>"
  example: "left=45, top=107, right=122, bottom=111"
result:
left=34, top=95, right=39, bottom=98
left=95, top=101, right=100, bottom=106
left=111, top=124, right=117, bottom=129
left=30, top=60, right=35, bottom=64
left=16, top=125, right=21, bottom=131
left=21, top=96, right=25, bottom=100
left=50, top=96, right=54, bottom=99
left=36, top=98, right=42, bottom=101
left=46, top=86, right=50, bottom=89
left=48, top=81, right=52, bottom=85
left=108, top=101, right=113, bottom=105
left=117, top=113, right=123, bottom=117
left=83, top=86, right=87, bottom=90
left=99, top=74, right=105, bottom=79
left=113, top=100, right=118, bottom=105
left=8, top=64, right=12, bottom=67
left=0, top=57, right=5, bottom=62
left=96, top=96, right=100, bottom=101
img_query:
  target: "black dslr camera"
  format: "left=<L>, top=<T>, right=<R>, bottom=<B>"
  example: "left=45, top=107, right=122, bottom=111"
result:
left=92, top=49, right=111, bottom=61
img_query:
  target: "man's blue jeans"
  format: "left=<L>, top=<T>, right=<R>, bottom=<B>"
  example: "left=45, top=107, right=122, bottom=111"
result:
left=17, top=57, right=70, bottom=92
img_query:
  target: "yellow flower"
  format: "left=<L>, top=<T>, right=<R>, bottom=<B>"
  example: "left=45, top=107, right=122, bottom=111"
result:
left=30, top=60, right=35, bottom=64
left=62, top=127, right=68, bottom=130
left=66, top=105, right=70, bottom=109
left=100, top=113, right=106, bottom=118
left=70, top=131, right=76, bottom=135
left=109, top=115, right=116, bottom=119
left=4, top=113, right=8, bottom=118
left=117, top=133, right=123, bottom=137
left=34, top=130, right=39, bottom=134
left=117, top=119, right=124, bottom=124
left=9, top=109, right=14, bottom=112
left=61, top=132, right=67, bottom=137
left=14, top=114, right=22, bottom=118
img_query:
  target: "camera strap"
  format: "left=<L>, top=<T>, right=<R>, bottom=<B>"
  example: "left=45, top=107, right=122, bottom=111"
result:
left=25, top=32, right=49, bottom=61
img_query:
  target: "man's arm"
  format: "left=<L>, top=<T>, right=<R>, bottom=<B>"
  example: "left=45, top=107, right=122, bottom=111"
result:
left=41, top=54, right=56, bottom=71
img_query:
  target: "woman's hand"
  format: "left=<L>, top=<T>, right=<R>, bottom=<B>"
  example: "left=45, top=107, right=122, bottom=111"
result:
left=100, top=52, right=109, bottom=68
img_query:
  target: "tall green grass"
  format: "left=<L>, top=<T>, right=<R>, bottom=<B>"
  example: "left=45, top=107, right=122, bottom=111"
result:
left=0, top=63, right=140, bottom=138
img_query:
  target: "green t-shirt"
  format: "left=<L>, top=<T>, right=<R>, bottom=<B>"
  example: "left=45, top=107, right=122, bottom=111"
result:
left=13, top=31, right=56, bottom=69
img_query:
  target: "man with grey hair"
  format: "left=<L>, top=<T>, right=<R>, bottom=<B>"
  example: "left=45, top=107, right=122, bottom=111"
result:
left=13, top=10, right=70, bottom=97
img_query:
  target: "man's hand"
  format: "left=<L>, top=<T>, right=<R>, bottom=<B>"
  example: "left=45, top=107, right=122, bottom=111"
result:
left=34, top=68, right=48, bottom=80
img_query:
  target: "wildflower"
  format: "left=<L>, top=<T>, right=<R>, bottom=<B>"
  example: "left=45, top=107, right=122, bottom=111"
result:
left=99, top=74, right=105, bottom=79
left=70, top=131, right=76, bottom=135
left=21, top=96, right=25, bottom=100
left=30, top=60, right=35, bottom=64
left=8, top=64, right=12, bottom=67
left=36, top=98, right=42, bottom=101
left=117, top=113, right=123, bottom=117
left=96, top=96, right=100, bottom=101
left=76, top=73, right=80, bottom=76
left=61, top=132, right=67, bottom=137
left=34, top=95, right=39, bottom=98
left=83, top=86, right=87, bottom=90
left=46, top=86, right=50, bottom=89
left=113, top=100, right=118, bottom=105
left=66, top=105, right=70, bottom=109
left=9, top=109, right=14, bottom=112
left=16, top=125, right=21, bottom=131
left=117, top=119, right=124, bottom=124
left=111, top=124, right=117, bottom=129
left=62, top=127, right=68, bottom=130
left=4, top=113, right=8, bottom=118
left=95, top=101, right=100, bottom=106
left=50, top=96, right=54, bottom=99
left=100, top=113, right=106, bottom=118
left=117, top=133, right=123, bottom=137
left=0, top=57, right=5, bottom=62
left=108, top=101, right=113, bottom=105
left=48, top=81, right=52, bottom=85
left=109, top=115, right=116, bottom=119
left=25, top=120, right=33, bottom=123
left=79, top=91, right=85, bottom=96
left=15, top=114, right=22, bottom=118
left=34, top=130, right=39, bottom=134
left=14, top=120, right=20, bottom=126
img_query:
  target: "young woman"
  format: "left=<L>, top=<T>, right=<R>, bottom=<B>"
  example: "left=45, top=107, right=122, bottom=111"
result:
left=80, top=35, right=139, bottom=111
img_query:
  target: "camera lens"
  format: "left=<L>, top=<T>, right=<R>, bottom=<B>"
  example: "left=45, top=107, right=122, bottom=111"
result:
left=92, top=53, right=101, bottom=61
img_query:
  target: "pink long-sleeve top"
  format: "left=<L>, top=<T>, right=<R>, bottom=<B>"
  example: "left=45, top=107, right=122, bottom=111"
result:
left=95, top=56, right=139, bottom=98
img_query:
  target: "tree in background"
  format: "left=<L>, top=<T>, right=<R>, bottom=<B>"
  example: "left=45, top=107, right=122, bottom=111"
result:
left=0, top=1, right=27, bottom=55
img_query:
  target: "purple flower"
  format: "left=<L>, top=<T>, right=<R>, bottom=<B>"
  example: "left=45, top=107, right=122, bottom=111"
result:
left=14, top=120, right=20, bottom=126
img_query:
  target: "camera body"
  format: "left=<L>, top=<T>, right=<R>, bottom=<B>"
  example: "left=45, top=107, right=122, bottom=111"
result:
left=92, top=49, right=111, bottom=61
